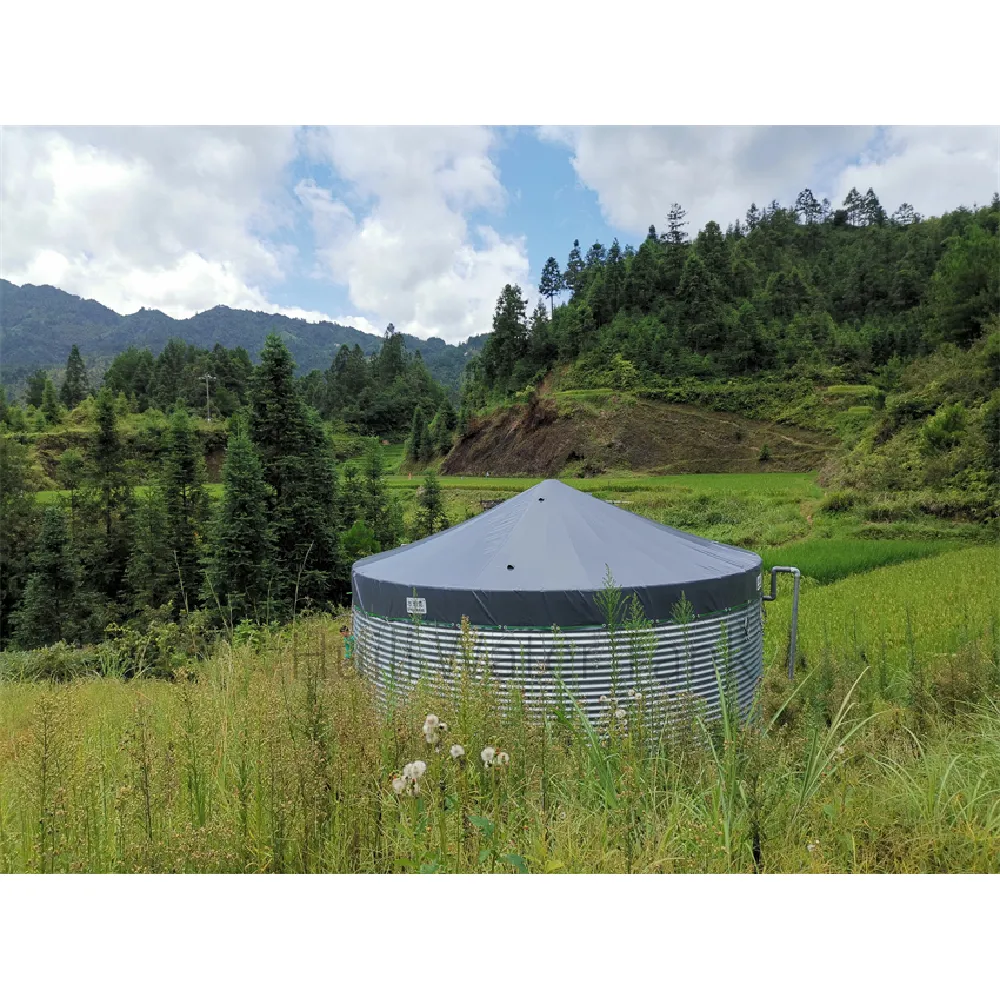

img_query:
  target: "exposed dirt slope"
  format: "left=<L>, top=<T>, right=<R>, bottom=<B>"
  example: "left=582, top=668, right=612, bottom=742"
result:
left=442, top=392, right=833, bottom=477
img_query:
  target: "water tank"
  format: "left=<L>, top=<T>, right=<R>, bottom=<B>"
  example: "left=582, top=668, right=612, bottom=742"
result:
left=352, top=479, right=764, bottom=721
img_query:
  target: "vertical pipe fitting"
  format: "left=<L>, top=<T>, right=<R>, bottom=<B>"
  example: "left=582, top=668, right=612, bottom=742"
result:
left=762, top=565, right=801, bottom=680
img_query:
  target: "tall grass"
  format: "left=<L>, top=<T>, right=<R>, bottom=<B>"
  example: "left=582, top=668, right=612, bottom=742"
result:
left=1, top=547, right=997, bottom=873
left=760, top=538, right=969, bottom=584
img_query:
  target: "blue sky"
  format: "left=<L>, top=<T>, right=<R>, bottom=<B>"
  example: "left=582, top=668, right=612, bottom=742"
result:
left=3, top=126, right=997, bottom=343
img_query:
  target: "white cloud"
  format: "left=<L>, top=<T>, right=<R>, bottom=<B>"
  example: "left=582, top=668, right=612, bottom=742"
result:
left=1, top=127, right=300, bottom=318
left=299, top=127, right=533, bottom=344
left=831, top=127, right=999, bottom=216
left=540, top=126, right=998, bottom=234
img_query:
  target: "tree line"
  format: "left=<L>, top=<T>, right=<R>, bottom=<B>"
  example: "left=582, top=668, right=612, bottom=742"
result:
left=4, top=326, right=455, bottom=455
left=463, top=189, right=1000, bottom=403
left=0, top=334, right=452, bottom=652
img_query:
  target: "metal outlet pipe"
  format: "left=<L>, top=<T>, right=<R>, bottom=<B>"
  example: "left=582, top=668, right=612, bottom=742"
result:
left=762, top=566, right=801, bottom=680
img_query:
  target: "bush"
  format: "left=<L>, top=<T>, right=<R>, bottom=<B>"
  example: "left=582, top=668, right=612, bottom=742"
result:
left=0, top=641, right=98, bottom=682
left=921, top=403, right=967, bottom=455
left=820, top=489, right=859, bottom=512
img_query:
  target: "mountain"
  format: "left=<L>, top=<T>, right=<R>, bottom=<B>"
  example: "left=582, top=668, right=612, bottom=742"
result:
left=0, top=280, right=485, bottom=392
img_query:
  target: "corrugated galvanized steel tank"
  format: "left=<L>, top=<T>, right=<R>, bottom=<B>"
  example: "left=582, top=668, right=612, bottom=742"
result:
left=352, top=480, right=764, bottom=722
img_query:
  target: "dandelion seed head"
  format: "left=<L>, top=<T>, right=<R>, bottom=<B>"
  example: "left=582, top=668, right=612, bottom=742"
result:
left=391, top=775, right=407, bottom=796
left=450, top=744, right=465, bottom=759
left=481, top=746, right=496, bottom=766
left=614, top=708, right=627, bottom=720
left=496, top=750, right=510, bottom=766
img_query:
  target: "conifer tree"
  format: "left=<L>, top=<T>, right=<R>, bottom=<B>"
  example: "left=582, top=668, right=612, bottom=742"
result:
left=342, top=519, right=379, bottom=564
left=539, top=256, right=565, bottom=316
left=794, top=188, right=822, bottom=225
left=427, top=407, right=448, bottom=456
left=863, top=188, right=886, bottom=226
left=415, top=468, right=448, bottom=539
left=664, top=203, right=689, bottom=244
left=60, top=345, right=90, bottom=408
left=0, top=387, right=9, bottom=425
left=26, top=370, right=47, bottom=409
left=0, top=437, right=39, bottom=647
left=12, top=506, right=79, bottom=649
left=844, top=187, right=863, bottom=226
left=41, top=378, right=61, bottom=424
left=249, top=333, right=341, bottom=608
left=407, top=406, right=427, bottom=463
left=339, top=463, right=363, bottom=529
left=79, top=387, right=133, bottom=605
left=564, top=239, right=584, bottom=293
left=203, top=415, right=275, bottom=621
left=160, top=405, right=209, bottom=612
left=125, top=484, right=174, bottom=613
left=362, top=442, right=403, bottom=553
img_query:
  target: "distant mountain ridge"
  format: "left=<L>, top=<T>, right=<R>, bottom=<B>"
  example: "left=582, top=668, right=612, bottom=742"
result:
left=0, top=280, right=485, bottom=391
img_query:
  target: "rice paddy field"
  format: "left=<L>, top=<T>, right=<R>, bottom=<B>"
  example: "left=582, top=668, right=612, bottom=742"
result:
left=5, top=471, right=999, bottom=873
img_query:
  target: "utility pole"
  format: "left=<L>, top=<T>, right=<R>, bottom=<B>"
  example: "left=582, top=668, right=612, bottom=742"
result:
left=201, top=373, right=216, bottom=422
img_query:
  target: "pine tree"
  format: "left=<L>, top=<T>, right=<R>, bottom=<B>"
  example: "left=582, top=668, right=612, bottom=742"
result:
left=794, top=188, right=822, bottom=225
left=745, top=203, right=760, bottom=231
left=59, top=345, right=90, bottom=408
left=0, top=437, right=39, bottom=647
left=0, top=388, right=8, bottom=426
left=863, top=188, right=886, bottom=226
left=362, top=442, right=404, bottom=553
left=664, top=203, right=689, bottom=244
left=250, top=334, right=342, bottom=608
left=203, top=416, right=276, bottom=622
left=415, top=468, right=448, bottom=539
left=160, top=406, right=209, bottom=612
left=428, top=405, right=452, bottom=456
left=336, top=463, right=361, bottom=531
left=479, top=285, right=529, bottom=392
left=677, top=253, right=723, bottom=353
left=125, top=483, right=175, bottom=613
left=407, top=406, right=428, bottom=463
left=539, top=256, right=565, bottom=316
left=342, top=519, right=379, bottom=564
left=564, top=239, right=584, bottom=293
left=12, top=506, right=79, bottom=649
left=585, top=242, right=606, bottom=269
left=79, top=387, right=133, bottom=605
left=26, top=370, right=47, bottom=409
left=605, top=239, right=626, bottom=314
left=41, top=378, right=61, bottom=424
left=844, top=187, right=863, bottom=226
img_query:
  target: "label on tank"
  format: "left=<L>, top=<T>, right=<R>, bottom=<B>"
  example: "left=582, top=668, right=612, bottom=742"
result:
left=406, top=597, right=427, bottom=615
left=756, top=574, right=762, bottom=591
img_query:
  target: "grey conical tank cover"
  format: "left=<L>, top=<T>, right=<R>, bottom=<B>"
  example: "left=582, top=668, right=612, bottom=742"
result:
left=352, top=479, right=762, bottom=627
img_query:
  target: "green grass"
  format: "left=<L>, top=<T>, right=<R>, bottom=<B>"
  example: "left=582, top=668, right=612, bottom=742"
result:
left=759, top=538, right=971, bottom=584
left=762, top=547, right=1000, bottom=710
left=384, top=471, right=821, bottom=495
left=1, top=547, right=998, bottom=873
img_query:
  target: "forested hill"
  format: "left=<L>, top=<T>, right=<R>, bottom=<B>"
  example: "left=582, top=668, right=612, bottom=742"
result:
left=0, top=280, right=485, bottom=392
left=465, top=191, right=999, bottom=399
left=458, top=189, right=999, bottom=512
